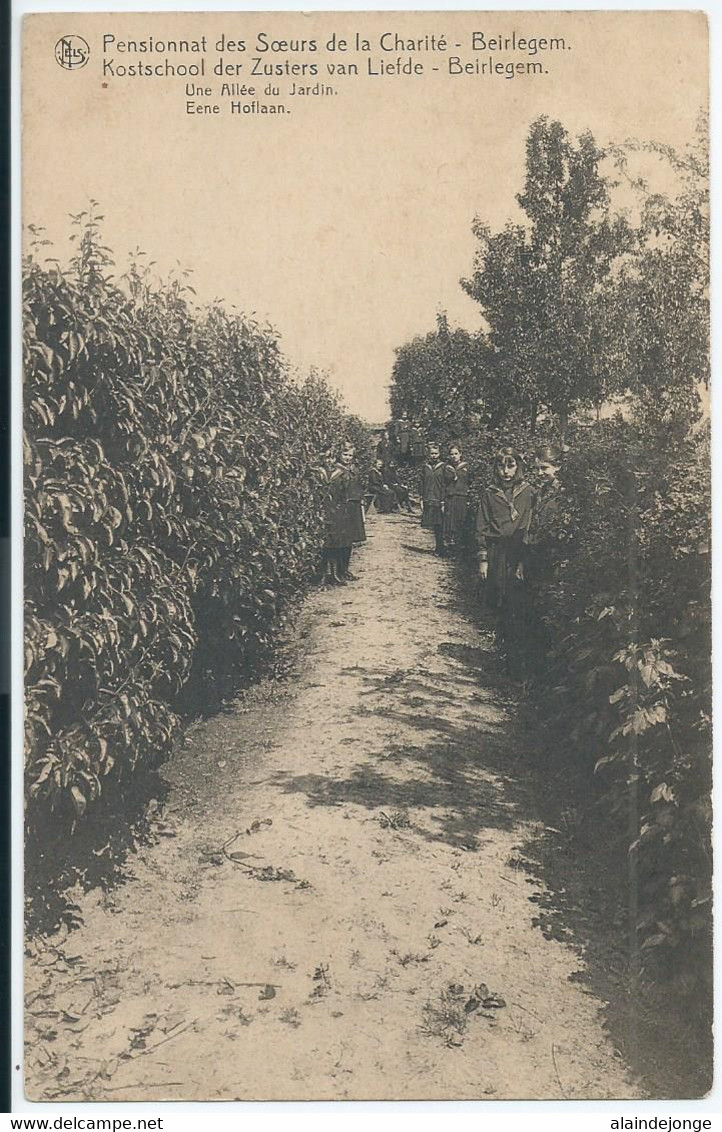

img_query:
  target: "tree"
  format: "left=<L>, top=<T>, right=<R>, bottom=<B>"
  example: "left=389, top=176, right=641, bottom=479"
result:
left=389, top=312, right=498, bottom=437
left=463, top=117, right=633, bottom=434
left=612, top=113, right=709, bottom=422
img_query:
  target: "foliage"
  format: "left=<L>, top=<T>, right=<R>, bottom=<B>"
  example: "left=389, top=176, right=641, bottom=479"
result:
left=538, top=412, right=711, bottom=989
left=388, top=115, right=710, bottom=995
left=24, top=206, right=360, bottom=834
left=389, top=312, right=498, bottom=437
left=610, top=113, right=709, bottom=415
left=343, top=412, right=375, bottom=481
left=462, top=117, right=635, bottom=429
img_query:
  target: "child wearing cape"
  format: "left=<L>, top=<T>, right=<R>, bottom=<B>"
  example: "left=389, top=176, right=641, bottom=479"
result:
left=476, top=446, right=533, bottom=668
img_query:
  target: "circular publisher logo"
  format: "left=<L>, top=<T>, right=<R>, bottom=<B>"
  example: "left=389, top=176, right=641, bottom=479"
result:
left=55, top=35, right=90, bottom=70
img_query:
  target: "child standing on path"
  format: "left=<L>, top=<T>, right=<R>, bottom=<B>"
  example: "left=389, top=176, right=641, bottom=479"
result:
left=443, top=443, right=469, bottom=552
left=410, top=420, right=425, bottom=466
left=526, top=444, right=565, bottom=584
left=396, top=412, right=412, bottom=464
left=336, top=442, right=366, bottom=581
left=476, top=446, right=534, bottom=667
left=421, top=442, right=455, bottom=555
left=322, top=451, right=349, bottom=585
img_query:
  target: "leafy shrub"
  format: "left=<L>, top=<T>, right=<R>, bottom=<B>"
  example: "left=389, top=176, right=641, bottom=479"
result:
left=24, top=208, right=363, bottom=835
left=539, top=410, right=711, bottom=989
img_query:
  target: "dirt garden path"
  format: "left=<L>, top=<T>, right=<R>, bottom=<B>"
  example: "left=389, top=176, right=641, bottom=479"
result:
left=25, top=511, right=643, bottom=1102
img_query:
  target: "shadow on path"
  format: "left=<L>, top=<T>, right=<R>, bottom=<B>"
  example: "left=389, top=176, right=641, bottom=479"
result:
left=273, top=722, right=517, bottom=852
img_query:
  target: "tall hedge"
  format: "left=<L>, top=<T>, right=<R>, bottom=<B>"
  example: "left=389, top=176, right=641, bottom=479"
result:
left=24, top=210, right=357, bottom=834
left=387, top=115, right=710, bottom=1000
left=539, top=408, right=711, bottom=991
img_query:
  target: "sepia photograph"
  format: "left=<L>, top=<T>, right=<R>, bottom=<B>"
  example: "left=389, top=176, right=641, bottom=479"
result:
left=20, top=9, right=711, bottom=1103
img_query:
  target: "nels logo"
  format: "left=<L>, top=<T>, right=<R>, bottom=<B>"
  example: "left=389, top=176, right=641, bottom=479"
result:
left=54, top=35, right=90, bottom=70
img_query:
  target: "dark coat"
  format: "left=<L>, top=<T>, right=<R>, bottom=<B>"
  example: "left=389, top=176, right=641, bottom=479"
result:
left=324, top=465, right=349, bottom=549
left=526, top=482, right=564, bottom=585
left=330, top=464, right=366, bottom=546
left=410, top=426, right=424, bottom=457
left=476, top=480, right=533, bottom=608
left=421, top=460, right=454, bottom=529
left=443, top=461, right=469, bottom=538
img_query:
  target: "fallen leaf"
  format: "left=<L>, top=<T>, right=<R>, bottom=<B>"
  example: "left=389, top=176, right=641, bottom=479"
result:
left=66, top=1018, right=91, bottom=1034
left=482, top=994, right=506, bottom=1010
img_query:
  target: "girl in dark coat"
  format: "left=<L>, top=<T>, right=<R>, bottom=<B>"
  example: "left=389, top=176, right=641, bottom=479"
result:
left=336, top=443, right=366, bottom=581
left=476, top=446, right=533, bottom=666
left=526, top=444, right=564, bottom=585
left=397, top=413, right=412, bottom=463
left=322, top=454, right=349, bottom=585
left=443, top=443, right=469, bottom=549
left=421, top=442, right=455, bottom=555
left=410, top=421, right=425, bottom=465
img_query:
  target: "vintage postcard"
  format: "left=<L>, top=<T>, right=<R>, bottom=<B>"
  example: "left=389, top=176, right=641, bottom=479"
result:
left=21, top=10, right=710, bottom=1102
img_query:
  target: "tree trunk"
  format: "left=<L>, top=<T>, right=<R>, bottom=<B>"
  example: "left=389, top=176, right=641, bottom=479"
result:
left=558, top=407, right=569, bottom=446
left=530, top=401, right=538, bottom=436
